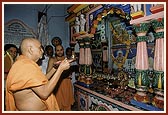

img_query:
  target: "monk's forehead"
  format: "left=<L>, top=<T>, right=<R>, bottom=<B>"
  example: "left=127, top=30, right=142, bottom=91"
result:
left=56, top=45, right=63, bottom=50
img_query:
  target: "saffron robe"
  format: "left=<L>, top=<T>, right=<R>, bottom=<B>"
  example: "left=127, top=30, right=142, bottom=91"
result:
left=6, top=55, right=59, bottom=111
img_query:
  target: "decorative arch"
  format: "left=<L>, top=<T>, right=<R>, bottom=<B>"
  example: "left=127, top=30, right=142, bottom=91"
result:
left=89, top=6, right=133, bottom=46
left=4, top=19, right=36, bottom=47
left=89, top=7, right=130, bottom=35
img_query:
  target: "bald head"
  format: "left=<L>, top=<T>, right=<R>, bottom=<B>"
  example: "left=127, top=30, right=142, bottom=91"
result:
left=20, top=38, right=43, bottom=62
left=21, top=38, right=37, bottom=54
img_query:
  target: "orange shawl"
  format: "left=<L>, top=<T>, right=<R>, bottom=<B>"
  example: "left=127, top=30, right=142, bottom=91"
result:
left=6, top=55, right=59, bottom=111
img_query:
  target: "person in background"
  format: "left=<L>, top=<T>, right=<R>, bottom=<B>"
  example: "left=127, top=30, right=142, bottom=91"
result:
left=51, top=36, right=62, bottom=58
left=65, top=47, right=78, bottom=96
left=4, top=43, right=18, bottom=110
left=51, top=36, right=62, bottom=48
left=66, top=47, right=73, bottom=59
left=40, top=45, right=54, bottom=74
left=47, top=45, right=65, bottom=73
left=4, top=44, right=18, bottom=79
left=6, top=38, right=72, bottom=111
left=47, top=45, right=75, bottom=111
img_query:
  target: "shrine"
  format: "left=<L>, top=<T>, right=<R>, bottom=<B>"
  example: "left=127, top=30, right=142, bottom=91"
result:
left=65, top=4, right=165, bottom=111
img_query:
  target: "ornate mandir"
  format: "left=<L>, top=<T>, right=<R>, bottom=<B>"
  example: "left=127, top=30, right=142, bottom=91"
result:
left=65, top=3, right=165, bottom=111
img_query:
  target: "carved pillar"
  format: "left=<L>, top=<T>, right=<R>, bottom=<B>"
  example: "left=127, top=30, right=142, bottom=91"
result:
left=151, top=18, right=164, bottom=109
left=102, top=42, right=108, bottom=74
left=84, top=37, right=93, bottom=85
left=77, top=34, right=94, bottom=86
left=133, top=22, right=150, bottom=103
left=78, top=39, right=85, bottom=83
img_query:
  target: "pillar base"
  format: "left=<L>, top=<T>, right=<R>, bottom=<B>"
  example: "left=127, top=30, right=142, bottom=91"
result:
left=153, top=88, right=164, bottom=109
left=134, top=85, right=150, bottom=103
left=152, top=92, right=164, bottom=109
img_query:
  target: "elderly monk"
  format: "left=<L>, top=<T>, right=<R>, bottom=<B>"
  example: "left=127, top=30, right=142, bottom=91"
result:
left=6, top=38, right=72, bottom=111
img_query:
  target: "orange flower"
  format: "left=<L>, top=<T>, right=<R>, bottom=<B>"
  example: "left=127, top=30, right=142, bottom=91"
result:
left=109, top=9, right=114, bottom=14
left=93, top=20, right=98, bottom=25
left=93, top=24, right=98, bottom=28
left=93, top=20, right=98, bottom=28
left=102, top=9, right=107, bottom=16
left=116, top=9, right=121, bottom=14
left=97, top=14, right=102, bottom=18
left=97, top=14, right=102, bottom=21
left=90, top=27, right=96, bottom=34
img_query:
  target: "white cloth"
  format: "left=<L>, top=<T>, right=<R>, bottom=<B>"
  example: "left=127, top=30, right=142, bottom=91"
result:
left=40, top=55, right=49, bottom=74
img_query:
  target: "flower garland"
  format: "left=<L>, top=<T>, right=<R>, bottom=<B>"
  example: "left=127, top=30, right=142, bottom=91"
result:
left=90, top=7, right=127, bottom=35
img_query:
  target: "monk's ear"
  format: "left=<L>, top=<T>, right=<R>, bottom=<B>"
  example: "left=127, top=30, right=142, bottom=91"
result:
left=28, top=46, right=34, bottom=55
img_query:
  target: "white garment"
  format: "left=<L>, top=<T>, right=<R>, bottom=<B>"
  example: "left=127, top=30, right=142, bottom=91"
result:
left=40, top=55, right=49, bottom=74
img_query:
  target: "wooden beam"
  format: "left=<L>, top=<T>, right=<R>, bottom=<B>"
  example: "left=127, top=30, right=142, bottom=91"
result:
left=67, top=4, right=80, bottom=13
left=150, top=4, right=164, bottom=14
left=65, top=13, right=76, bottom=22
left=73, top=4, right=89, bottom=13
left=130, top=11, right=164, bottom=24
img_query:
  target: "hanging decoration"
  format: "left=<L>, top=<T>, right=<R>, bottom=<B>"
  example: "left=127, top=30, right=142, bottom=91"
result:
left=37, top=11, right=49, bottom=47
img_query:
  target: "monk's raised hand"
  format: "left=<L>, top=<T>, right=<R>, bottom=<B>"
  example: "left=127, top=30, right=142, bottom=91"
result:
left=58, top=58, right=70, bottom=70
